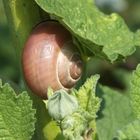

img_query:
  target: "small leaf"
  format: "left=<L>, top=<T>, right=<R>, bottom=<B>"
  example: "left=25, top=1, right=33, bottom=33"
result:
left=114, top=119, right=140, bottom=140
left=48, top=89, right=78, bottom=120
left=76, top=75, right=100, bottom=117
left=0, top=79, right=36, bottom=140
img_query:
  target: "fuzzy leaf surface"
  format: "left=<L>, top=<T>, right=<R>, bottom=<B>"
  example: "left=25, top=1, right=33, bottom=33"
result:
left=114, top=119, right=140, bottom=140
left=96, top=86, right=135, bottom=140
left=0, top=80, right=36, bottom=140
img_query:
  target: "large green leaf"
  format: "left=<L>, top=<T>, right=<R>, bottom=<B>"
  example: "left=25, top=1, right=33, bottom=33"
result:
left=96, top=86, right=135, bottom=140
left=114, top=119, right=140, bottom=140
left=0, top=79, right=36, bottom=140
left=35, top=0, right=138, bottom=62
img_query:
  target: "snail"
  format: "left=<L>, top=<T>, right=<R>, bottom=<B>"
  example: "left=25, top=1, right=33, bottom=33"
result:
left=22, top=21, right=83, bottom=99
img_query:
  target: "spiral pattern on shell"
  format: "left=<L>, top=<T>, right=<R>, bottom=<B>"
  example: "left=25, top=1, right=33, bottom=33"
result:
left=22, top=21, right=83, bottom=99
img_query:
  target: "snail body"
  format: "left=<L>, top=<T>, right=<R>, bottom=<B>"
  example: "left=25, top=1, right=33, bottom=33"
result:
left=22, top=21, right=83, bottom=99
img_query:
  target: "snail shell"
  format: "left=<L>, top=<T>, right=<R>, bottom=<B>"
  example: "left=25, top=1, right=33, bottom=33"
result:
left=22, top=21, right=83, bottom=99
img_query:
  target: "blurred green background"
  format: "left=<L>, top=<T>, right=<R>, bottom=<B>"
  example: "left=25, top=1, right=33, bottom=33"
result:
left=0, top=1, right=20, bottom=86
left=0, top=0, right=140, bottom=90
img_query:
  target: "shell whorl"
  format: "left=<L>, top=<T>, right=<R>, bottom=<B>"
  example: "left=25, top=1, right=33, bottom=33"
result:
left=57, top=41, right=83, bottom=89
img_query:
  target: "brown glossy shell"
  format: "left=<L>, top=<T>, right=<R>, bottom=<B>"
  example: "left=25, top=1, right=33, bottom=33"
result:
left=22, top=21, right=83, bottom=99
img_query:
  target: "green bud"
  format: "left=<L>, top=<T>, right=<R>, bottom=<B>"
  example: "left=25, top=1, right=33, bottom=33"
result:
left=48, top=89, right=78, bottom=120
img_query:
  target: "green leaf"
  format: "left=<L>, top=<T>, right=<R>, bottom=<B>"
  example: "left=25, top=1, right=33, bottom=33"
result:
left=96, top=86, right=135, bottom=140
left=0, top=80, right=36, bottom=140
left=130, top=64, right=140, bottom=119
left=35, top=0, right=136, bottom=62
left=75, top=75, right=100, bottom=117
left=114, top=119, right=140, bottom=140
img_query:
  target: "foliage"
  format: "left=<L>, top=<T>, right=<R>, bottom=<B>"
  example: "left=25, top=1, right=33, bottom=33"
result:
left=35, top=0, right=140, bottom=62
left=114, top=119, right=140, bottom=140
left=45, top=75, right=101, bottom=140
left=96, top=86, right=136, bottom=140
left=0, top=79, right=36, bottom=140
left=74, top=75, right=101, bottom=117
left=1, top=0, right=140, bottom=140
